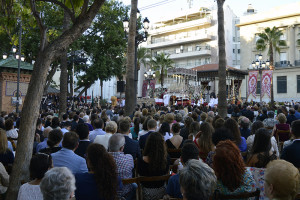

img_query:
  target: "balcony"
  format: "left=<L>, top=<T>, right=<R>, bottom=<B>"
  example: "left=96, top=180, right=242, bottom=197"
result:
left=275, top=60, right=290, bottom=68
left=295, top=60, right=300, bottom=66
left=169, top=49, right=211, bottom=60
left=149, top=17, right=211, bottom=36
left=147, top=33, right=212, bottom=49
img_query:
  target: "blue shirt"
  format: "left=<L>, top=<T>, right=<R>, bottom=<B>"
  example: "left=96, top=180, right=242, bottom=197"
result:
left=238, top=137, right=247, bottom=152
left=51, top=148, right=88, bottom=174
left=36, top=138, right=48, bottom=152
left=166, top=174, right=182, bottom=198
left=89, top=129, right=106, bottom=142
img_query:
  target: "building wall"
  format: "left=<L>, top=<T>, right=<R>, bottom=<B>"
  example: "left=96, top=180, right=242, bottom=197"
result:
left=238, top=2, right=300, bottom=102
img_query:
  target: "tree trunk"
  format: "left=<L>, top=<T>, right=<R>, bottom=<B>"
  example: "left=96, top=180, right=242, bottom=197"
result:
left=59, top=12, right=70, bottom=116
left=125, top=0, right=138, bottom=116
left=5, top=1, right=105, bottom=199
left=100, top=80, right=103, bottom=100
left=43, top=64, right=58, bottom=95
left=161, top=67, right=164, bottom=88
left=269, top=44, right=274, bottom=106
left=217, top=0, right=227, bottom=118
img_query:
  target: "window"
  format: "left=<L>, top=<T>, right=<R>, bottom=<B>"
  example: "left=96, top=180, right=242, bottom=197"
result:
left=176, top=48, right=180, bottom=54
left=277, top=76, right=287, bottom=93
left=256, top=81, right=261, bottom=94
left=297, top=75, right=300, bottom=93
left=188, top=46, right=193, bottom=52
left=280, top=52, right=287, bottom=61
left=233, top=49, right=235, bottom=53
left=238, top=49, right=240, bottom=54
left=196, top=46, right=201, bottom=51
left=280, top=29, right=286, bottom=40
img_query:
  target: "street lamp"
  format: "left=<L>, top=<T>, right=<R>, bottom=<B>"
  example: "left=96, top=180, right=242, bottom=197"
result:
left=144, top=68, right=156, bottom=97
left=123, top=10, right=150, bottom=105
left=248, top=54, right=270, bottom=103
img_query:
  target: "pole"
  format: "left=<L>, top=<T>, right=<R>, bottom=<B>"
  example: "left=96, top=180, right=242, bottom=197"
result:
left=134, top=41, right=138, bottom=106
left=16, top=19, right=22, bottom=113
left=259, top=69, right=262, bottom=103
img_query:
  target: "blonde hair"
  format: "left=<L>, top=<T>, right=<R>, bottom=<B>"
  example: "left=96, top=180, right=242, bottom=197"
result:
left=164, top=113, right=174, bottom=124
left=277, top=113, right=287, bottom=124
left=0, top=129, right=8, bottom=153
left=105, top=121, right=118, bottom=134
left=265, top=160, right=300, bottom=200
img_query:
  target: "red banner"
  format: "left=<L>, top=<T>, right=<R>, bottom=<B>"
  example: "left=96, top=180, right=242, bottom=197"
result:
left=248, top=71, right=258, bottom=98
left=142, top=80, right=148, bottom=97
left=261, top=70, right=273, bottom=98
left=149, top=79, right=156, bottom=92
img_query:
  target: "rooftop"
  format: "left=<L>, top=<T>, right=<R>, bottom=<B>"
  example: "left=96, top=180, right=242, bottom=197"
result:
left=0, top=56, right=33, bottom=71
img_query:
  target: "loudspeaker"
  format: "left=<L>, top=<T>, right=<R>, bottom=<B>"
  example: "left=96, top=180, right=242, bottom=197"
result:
left=117, top=81, right=125, bottom=93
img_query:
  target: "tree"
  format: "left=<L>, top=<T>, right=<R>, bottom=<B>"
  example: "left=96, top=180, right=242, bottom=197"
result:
left=150, top=52, right=174, bottom=88
left=216, top=0, right=227, bottom=119
left=5, top=1, right=105, bottom=199
left=137, top=47, right=151, bottom=70
left=256, top=26, right=286, bottom=105
left=125, top=0, right=138, bottom=116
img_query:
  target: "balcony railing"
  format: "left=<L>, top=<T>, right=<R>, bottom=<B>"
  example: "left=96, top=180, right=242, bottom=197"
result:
left=275, top=60, right=290, bottom=68
left=295, top=60, right=300, bottom=66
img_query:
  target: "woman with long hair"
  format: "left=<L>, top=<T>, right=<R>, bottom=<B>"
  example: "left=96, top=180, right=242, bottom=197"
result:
left=75, top=143, right=121, bottom=200
left=214, top=140, right=256, bottom=196
left=159, top=122, right=172, bottom=141
left=247, top=128, right=277, bottom=168
left=195, top=122, right=214, bottom=162
left=0, top=129, right=14, bottom=167
left=224, top=118, right=247, bottom=152
left=130, top=117, right=140, bottom=140
left=137, top=132, right=169, bottom=200
left=188, top=121, right=200, bottom=140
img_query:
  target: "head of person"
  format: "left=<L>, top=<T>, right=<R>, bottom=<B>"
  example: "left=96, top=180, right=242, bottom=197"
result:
left=175, top=113, right=183, bottom=123
left=86, top=143, right=117, bottom=199
left=197, top=122, right=214, bottom=154
left=40, top=167, right=76, bottom=200
left=73, top=115, right=79, bottom=122
left=30, top=153, right=53, bottom=180
left=43, top=127, right=53, bottom=138
left=0, top=128, right=8, bottom=154
left=51, top=117, right=60, bottom=129
left=179, top=159, right=217, bottom=200
left=62, top=121, right=71, bottom=130
left=251, top=121, right=264, bottom=135
left=251, top=128, right=272, bottom=155
left=62, top=132, right=78, bottom=151
left=159, top=122, right=170, bottom=136
left=76, top=123, right=89, bottom=140
left=240, top=117, right=250, bottom=129
left=267, top=111, right=275, bottom=119
left=213, top=140, right=245, bottom=192
left=224, top=118, right=241, bottom=145
left=108, top=133, right=125, bottom=152
left=189, top=121, right=200, bottom=136
left=147, top=119, right=157, bottom=131
left=118, top=119, right=130, bottom=134
left=265, top=160, right=300, bottom=200
left=93, top=119, right=104, bottom=129
left=289, top=108, right=295, bottom=115
left=214, top=118, right=225, bottom=129
left=83, top=116, right=89, bottom=123
left=105, top=121, right=117, bottom=134
left=143, top=132, right=167, bottom=172
left=184, top=116, right=194, bottom=128
left=47, top=129, right=63, bottom=148
left=142, top=108, right=148, bottom=116
left=291, top=120, right=300, bottom=139
left=5, top=118, right=14, bottom=131
left=133, top=117, right=140, bottom=134
left=207, top=111, right=214, bottom=118
left=36, top=118, right=42, bottom=130
left=200, top=112, right=207, bottom=122
left=181, top=143, right=199, bottom=165
left=165, top=113, right=174, bottom=124
left=212, top=128, right=234, bottom=146
left=62, top=114, right=68, bottom=121
left=171, top=123, right=181, bottom=135
left=277, top=113, right=287, bottom=124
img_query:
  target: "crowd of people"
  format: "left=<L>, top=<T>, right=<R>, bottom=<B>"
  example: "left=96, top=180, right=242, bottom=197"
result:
left=0, top=101, right=299, bottom=200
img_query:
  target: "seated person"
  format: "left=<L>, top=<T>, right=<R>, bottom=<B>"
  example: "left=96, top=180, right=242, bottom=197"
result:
left=39, top=129, right=63, bottom=154
left=166, top=123, right=183, bottom=158
left=273, top=113, right=290, bottom=142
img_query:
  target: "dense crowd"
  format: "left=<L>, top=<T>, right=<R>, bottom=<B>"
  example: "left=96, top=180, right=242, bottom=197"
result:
left=0, top=101, right=299, bottom=200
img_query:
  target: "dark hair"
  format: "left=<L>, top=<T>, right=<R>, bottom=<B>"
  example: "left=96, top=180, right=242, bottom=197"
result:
left=214, top=118, right=225, bottom=129
left=212, top=128, right=234, bottom=146
left=224, top=118, right=241, bottom=145
left=93, top=119, right=103, bottom=129
left=47, top=129, right=63, bottom=148
left=62, top=114, right=68, bottom=121
left=172, top=123, right=181, bottom=134
left=133, top=118, right=140, bottom=136
left=87, top=144, right=117, bottom=199
left=251, top=128, right=272, bottom=154
left=142, top=117, right=151, bottom=131
left=181, top=143, right=199, bottom=164
left=147, top=119, right=157, bottom=130
left=51, top=117, right=60, bottom=129
left=251, top=121, right=264, bottom=135
left=36, top=118, right=42, bottom=127
left=143, top=132, right=167, bottom=172
left=5, top=118, right=14, bottom=131
left=30, top=153, right=52, bottom=180
left=62, top=132, right=79, bottom=150
left=73, top=115, right=79, bottom=122
left=159, top=122, right=170, bottom=136
left=62, top=121, right=71, bottom=128
left=292, top=120, right=300, bottom=138
left=119, top=119, right=130, bottom=134
left=189, top=121, right=200, bottom=136
left=76, top=123, right=89, bottom=140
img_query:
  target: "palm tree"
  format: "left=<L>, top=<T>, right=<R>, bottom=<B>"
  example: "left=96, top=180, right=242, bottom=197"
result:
left=124, top=0, right=138, bottom=116
left=137, top=47, right=151, bottom=70
left=217, top=0, right=227, bottom=118
left=256, top=26, right=286, bottom=105
left=150, top=52, right=174, bottom=88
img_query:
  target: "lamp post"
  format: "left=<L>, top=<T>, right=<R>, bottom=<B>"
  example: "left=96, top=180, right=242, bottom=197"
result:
left=248, top=53, right=270, bottom=103
left=144, top=68, right=156, bottom=97
left=123, top=10, right=150, bottom=105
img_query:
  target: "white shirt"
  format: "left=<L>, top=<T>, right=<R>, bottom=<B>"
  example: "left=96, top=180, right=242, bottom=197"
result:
left=6, top=129, right=18, bottom=139
left=94, top=133, right=113, bottom=150
left=138, top=130, right=148, bottom=140
left=164, top=132, right=173, bottom=141
left=247, top=135, right=279, bottom=157
left=17, top=183, right=43, bottom=200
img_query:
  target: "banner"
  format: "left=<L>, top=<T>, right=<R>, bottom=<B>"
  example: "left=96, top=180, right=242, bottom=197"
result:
left=261, top=70, right=273, bottom=98
left=248, top=71, right=259, bottom=98
left=142, top=80, right=148, bottom=97
left=149, top=79, right=156, bottom=93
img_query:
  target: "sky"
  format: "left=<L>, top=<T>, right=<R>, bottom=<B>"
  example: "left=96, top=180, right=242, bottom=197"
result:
left=120, top=0, right=300, bottom=22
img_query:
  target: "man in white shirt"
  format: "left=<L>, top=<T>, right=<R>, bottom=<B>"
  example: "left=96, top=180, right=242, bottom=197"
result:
left=89, top=119, right=106, bottom=142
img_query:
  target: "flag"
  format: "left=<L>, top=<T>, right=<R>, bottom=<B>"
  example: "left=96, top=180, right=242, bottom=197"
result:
left=261, top=70, right=273, bottom=98
left=248, top=71, right=259, bottom=98
left=142, top=80, right=148, bottom=97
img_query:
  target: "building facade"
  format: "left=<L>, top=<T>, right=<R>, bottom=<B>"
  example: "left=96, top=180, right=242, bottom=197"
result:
left=237, top=2, right=300, bottom=102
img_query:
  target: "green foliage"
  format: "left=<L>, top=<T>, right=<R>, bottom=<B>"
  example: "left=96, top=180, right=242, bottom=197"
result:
left=150, top=52, right=174, bottom=86
left=137, top=47, right=151, bottom=70
left=256, top=27, right=287, bottom=55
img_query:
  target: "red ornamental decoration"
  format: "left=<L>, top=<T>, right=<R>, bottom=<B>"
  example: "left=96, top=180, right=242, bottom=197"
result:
left=142, top=80, right=148, bottom=97
left=150, top=79, right=156, bottom=92
left=261, top=70, right=273, bottom=98
left=248, top=71, right=258, bottom=98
